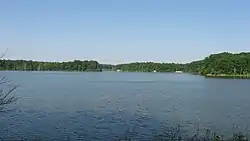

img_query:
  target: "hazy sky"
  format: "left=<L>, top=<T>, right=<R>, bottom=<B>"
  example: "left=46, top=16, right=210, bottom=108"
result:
left=0, top=0, right=249, bottom=64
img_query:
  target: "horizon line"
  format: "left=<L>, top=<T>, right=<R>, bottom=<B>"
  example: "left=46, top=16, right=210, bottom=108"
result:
left=2, top=51, right=250, bottom=65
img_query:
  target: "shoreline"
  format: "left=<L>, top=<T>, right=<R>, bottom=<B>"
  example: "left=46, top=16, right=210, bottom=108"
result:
left=1, top=70, right=250, bottom=80
left=205, top=74, right=250, bottom=79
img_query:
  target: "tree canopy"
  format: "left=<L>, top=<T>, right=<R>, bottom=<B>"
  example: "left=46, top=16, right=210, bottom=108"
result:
left=1, top=52, right=250, bottom=75
left=200, top=52, right=250, bottom=75
left=0, top=60, right=102, bottom=72
left=115, top=52, right=250, bottom=75
left=115, top=62, right=186, bottom=72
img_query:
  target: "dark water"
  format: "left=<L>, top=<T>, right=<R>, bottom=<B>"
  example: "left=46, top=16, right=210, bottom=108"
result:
left=1, top=71, right=250, bottom=140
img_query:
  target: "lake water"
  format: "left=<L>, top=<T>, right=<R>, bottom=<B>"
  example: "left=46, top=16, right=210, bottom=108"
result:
left=1, top=71, right=250, bottom=140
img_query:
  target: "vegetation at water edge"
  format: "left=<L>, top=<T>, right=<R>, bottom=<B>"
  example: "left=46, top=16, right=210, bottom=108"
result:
left=1, top=52, right=250, bottom=78
left=0, top=60, right=102, bottom=72
left=115, top=52, right=250, bottom=78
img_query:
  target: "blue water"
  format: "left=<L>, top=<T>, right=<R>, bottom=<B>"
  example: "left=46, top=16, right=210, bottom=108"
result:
left=1, top=71, right=250, bottom=140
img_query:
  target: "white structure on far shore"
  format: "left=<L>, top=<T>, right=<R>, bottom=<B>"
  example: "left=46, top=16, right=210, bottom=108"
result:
left=175, top=71, right=183, bottom=73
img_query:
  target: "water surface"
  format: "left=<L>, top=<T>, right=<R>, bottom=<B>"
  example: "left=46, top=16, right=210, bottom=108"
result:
left=1, top=71, right=250, bottom=140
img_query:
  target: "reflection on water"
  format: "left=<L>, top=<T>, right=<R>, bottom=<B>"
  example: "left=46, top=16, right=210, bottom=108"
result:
left=0, top=72, right=250, bottom=140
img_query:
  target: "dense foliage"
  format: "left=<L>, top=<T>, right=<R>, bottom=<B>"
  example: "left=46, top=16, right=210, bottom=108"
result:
left=115, top=61, right=204, bottom=73
left=115, top=52, right=250, bottom=75
left=1, top=52, right=250, bottom=75
left=200, top=52, right=250, bottom=75
left=101, top=64, right=114, bottom=71
left=115, top=62, right=186, bottom=72
left=0, top=60, right=102, bottom=71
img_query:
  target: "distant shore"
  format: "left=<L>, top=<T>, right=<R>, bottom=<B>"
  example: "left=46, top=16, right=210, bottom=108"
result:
left=205, top=74, right=250, bottom=79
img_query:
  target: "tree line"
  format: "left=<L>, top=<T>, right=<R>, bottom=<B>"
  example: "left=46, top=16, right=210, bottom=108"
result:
left=115, top=52, right=250, bottom=75
left=199, top=52, right=250, bottom=75
left=1, top=52, right=250, bottom=75
left=0, top=60, right=102, bottom=71
left=115, top=62, right=186, bottom=72
left=114, top=61, right=204, bottom=73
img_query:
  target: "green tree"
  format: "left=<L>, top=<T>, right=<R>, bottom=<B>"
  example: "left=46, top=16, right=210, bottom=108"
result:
left=0, top=59, right=102, bottom=72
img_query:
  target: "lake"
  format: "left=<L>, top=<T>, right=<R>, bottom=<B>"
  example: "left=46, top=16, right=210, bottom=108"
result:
left=1, top=71, right=250, bottom=140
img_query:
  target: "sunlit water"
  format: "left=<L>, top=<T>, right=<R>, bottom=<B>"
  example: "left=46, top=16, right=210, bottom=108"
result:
left=1, top=71, right=250, bottom=140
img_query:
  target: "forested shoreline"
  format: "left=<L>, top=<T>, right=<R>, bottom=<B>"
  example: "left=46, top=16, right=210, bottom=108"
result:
left=0, top=60, right=102, bottom=72
left=115, top=52, right=250, bottom=76
left=1, top=52, right=250, bottom=77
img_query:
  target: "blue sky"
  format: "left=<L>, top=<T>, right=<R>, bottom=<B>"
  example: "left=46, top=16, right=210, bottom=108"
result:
left=0, top=0, right=249, bottom=64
